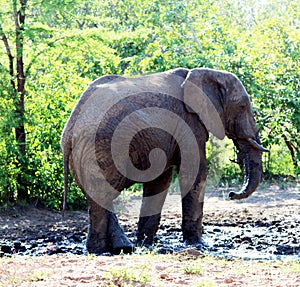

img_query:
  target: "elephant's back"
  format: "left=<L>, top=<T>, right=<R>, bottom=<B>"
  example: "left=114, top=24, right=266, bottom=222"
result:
left=69, top=70, right=197, bottom=191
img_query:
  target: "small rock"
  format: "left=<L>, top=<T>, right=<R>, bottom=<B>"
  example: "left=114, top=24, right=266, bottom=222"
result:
left=1, top=245, right=11, bottom=254
left=13, top=241, right=22, bottom=249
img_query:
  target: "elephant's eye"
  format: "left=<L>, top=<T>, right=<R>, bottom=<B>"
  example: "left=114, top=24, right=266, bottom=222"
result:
left=239, top=99, right=250, bottom=111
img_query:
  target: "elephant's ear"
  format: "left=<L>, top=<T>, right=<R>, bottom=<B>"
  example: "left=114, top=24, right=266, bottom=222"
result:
left=181, top=68, right=226, bottom=140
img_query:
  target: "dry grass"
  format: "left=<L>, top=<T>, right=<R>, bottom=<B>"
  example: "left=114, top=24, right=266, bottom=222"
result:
left=0, top=252, right=299, bottom=287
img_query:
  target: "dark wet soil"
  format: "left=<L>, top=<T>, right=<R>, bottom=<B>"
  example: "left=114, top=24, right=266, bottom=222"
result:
left=1, top=185, right=299, bottom=260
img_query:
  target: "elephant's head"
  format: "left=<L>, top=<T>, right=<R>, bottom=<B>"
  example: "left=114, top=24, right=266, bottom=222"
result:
left=182, top=68, right=269, bottom=200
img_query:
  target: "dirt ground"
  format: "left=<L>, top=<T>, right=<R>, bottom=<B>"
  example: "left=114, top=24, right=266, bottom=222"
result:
left=0, top=183, right=299, bottom=286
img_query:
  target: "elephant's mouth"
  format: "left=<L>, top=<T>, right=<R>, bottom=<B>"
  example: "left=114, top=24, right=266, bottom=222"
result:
left=226, top=129, right=269, bottom=152
left=226, top=130, right=269, bottom=153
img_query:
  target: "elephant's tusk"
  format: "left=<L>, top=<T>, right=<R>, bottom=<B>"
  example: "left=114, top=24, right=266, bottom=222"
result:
left=247, top=138, right=270, bottom=152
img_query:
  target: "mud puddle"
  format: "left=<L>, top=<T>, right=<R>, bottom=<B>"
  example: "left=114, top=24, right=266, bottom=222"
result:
left=133, top=220, right=300, bottom=260
left=204, top=223, right=300, bottom=260
left=1, top=220, right=299, bottom=260
left=1, top=186, right=299, bottom=260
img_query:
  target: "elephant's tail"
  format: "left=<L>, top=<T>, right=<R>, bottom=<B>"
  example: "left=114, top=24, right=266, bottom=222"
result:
left=62, top=148, right=69, bottom=218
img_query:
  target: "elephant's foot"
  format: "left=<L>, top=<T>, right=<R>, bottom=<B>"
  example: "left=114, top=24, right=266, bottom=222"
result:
left=109, top=233, right=134, bottom=255
left=108, top=212, right=134, bottom=255
left=86, top=209, right=133, bottom=255
left=86, top=230, right=109, bottom=254
left=182, top=218, right=203, bottom=246
left=136, top=214, right=161, bottom=246
left=182, top=221, right=207, bottom=251
left=184, top=237, right=208, bottom=253
left=183, top=236, right=203, bottom=245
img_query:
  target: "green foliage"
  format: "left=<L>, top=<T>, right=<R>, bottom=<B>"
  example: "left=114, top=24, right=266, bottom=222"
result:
left=0, top=0, right=299, bottom=209
left=206, top=138, right=243, bottom=187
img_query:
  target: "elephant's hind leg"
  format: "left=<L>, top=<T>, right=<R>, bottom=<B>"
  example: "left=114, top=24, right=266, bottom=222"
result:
left=137, top=168, right=173, bottom=246
left=107, top=211, right=134, bottom=254
left=86, top=200, right=109, bottom=254
left=86, top=199, right=134, bottom=255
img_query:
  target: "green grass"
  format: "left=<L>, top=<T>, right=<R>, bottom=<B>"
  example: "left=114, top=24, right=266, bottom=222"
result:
left=184, top=264, right=203, bottom=275
left=27, top=271, right=51, bottom=282
left=109, top=264, right=152, bottom=286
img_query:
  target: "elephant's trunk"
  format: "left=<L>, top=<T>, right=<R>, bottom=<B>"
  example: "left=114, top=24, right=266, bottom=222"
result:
left=229, top=139, right=267, bottom=200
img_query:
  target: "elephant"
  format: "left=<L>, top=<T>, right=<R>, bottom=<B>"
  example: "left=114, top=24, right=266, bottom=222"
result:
left=61, top=67, right=269, bottom=254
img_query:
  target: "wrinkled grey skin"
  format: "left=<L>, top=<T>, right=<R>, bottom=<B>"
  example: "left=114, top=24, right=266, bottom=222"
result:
left=61, top=68, right=268, bottom=254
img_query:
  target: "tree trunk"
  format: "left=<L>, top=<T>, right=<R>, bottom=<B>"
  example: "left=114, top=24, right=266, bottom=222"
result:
left=283, top=134, right=299, bottom=171
left=14, top=0, right=28, bottom=201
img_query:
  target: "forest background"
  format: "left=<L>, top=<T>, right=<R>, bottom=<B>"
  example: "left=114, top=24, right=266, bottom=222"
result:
left=0, top=0, right=299, bottom=210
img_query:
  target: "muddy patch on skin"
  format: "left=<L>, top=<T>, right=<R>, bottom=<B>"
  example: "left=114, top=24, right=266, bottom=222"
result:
left=0, top=185, right=299, bottom=260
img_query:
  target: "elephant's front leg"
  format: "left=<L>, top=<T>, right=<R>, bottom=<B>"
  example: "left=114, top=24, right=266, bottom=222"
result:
left=137, top=168, right=173, bottom=246
left=181, top=175, right=207, bottom=245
